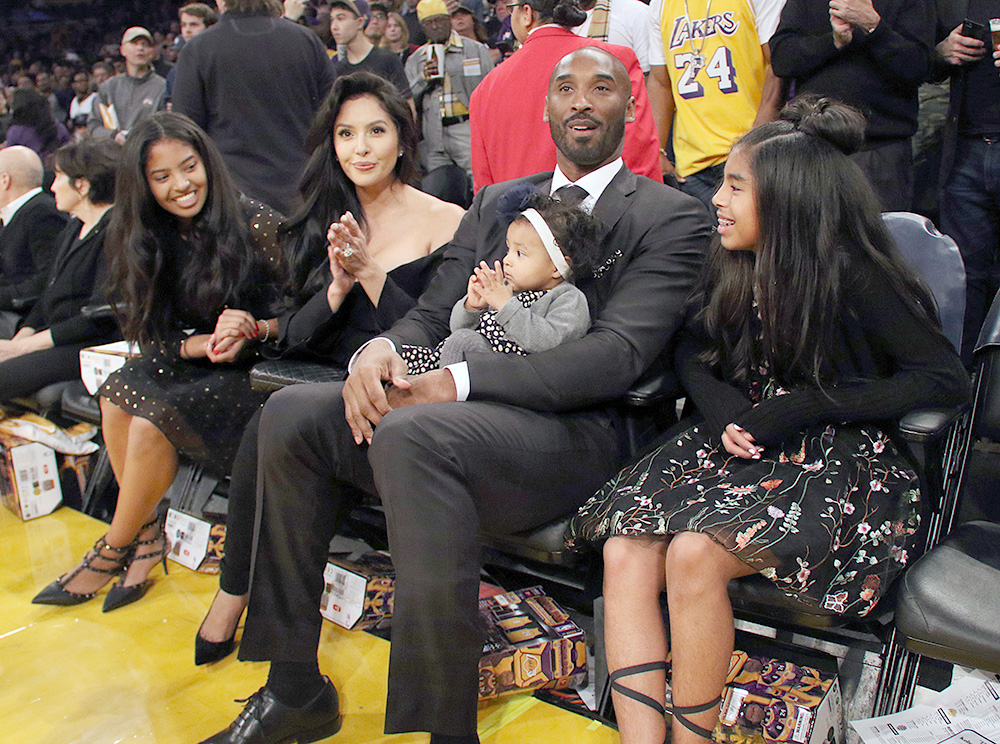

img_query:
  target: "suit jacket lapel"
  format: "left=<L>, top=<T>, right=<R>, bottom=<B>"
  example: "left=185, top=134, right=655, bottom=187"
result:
left=591, top=166, right=636, bottom=232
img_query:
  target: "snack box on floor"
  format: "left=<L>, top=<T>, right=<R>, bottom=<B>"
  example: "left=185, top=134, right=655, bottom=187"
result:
left=666, top=650, right=842, bottom=744
left=320, top=552, right=395, bottom=631
left=164, top=507, right=225, bottom=573
left=79, top=340, right=139, bottom=394
left=478, top=586, right=589, bottom=700
left=0, top=430, right=62, bottom=520
left=318, top=554, right=589, bottom=700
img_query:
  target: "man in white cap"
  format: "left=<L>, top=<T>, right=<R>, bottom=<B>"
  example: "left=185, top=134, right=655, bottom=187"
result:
left=87, top=27, right=167, bottom=143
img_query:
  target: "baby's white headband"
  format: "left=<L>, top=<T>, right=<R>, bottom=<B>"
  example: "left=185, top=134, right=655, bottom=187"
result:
left=520, top=208, right=572, bottom=280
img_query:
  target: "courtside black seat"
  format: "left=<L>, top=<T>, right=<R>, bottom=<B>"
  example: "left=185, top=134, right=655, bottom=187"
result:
left=60, top=380, right=101, bottom=424
left=895, top=520, right=1000, bottom=673
left=249, top=360, right=347, bottom=393
left=9, top=381, right=73, bottom=419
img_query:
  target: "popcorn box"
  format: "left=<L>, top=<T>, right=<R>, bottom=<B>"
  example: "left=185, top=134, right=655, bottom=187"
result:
left=0, top=431, right=62, bottom=520
left=319, top=552, right=395, bottom=631
left=164, top=507, right=225, bottom=573
left=665, top=651, right=842, bottom=744
left=80, top=340, right=139, bottom=395
left=478, top=586, right=588, bottom=700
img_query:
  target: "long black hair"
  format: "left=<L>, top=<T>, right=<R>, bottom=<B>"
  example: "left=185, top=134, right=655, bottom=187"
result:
left=279, top=71, right=419, bottom=304
left=10, top=89, right=61, bottom=157
left=106, top=111, right=275, bottom=347
left=698, top=96, right=941, bottom=386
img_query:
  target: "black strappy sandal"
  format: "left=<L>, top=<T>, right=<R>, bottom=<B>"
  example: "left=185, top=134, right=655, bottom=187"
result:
left=32, top=535, right=134, bottom=606
left=609, top=661, right=722, bottom=743
left=103, top=516, right=170, bottom=612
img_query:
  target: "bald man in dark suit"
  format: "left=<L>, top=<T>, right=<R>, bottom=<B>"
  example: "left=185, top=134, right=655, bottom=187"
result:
left=0, top=146, right=67, bottom=337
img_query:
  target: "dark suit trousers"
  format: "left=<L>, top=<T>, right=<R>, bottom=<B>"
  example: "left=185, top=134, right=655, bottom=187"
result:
left=239, top=381, right=620, bottom=736
left=0, top=343, right=88, bottom=402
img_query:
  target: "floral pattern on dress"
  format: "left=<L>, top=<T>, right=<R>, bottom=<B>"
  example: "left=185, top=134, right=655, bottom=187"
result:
left=568, top=367, right=925, bottom=618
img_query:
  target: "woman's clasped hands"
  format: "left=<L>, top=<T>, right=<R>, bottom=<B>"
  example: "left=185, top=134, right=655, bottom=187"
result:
left=205, top=308, right=260, bottom=362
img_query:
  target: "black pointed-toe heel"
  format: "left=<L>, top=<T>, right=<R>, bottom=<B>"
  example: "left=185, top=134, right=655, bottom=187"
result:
left=32, top=536, right=133, bottom=606
left=195, top=591, right=246, bottom=665
left=102, top=517, right=169, bottom=613
left=195, top=624, right=238, bottom=666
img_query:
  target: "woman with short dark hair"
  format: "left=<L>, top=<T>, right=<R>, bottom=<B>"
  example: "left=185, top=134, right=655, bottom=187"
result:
left=0, top=138, right=122, bottom=401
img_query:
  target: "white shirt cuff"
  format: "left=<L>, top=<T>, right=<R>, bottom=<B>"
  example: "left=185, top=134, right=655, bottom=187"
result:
left=347, top=337, right=397, bottom=373
left=445, top=362, right=470, bottom=401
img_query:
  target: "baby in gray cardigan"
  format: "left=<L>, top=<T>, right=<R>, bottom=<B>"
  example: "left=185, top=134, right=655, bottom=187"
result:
left=401, top=186, right=605, bottom=373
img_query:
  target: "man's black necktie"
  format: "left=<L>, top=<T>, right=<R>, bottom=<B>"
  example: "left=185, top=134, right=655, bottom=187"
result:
left=553, top=184, right=588, bottom=207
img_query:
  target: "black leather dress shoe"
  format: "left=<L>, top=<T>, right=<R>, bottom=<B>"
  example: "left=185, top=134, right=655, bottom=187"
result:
left=199, top=678, right=342, bottom=743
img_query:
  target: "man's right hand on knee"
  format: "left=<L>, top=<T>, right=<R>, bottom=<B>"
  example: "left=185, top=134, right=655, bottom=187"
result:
left=343, top=339, right=410, bottom=445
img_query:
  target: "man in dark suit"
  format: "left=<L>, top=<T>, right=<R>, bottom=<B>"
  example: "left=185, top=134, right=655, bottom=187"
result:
left=172, top=0, right=335, bottom=215
left=0, top=146, right=68, bottom=338
left=201, top=47, right=711, bottom=744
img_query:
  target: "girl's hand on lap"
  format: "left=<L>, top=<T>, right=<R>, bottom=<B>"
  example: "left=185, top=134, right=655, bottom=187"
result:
left=722, top=423, right=763, bottom=459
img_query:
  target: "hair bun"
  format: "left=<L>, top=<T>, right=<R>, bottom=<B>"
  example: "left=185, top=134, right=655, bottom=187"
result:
left=496, top=182, right=541, bottom=225
left=552, top=0, right=588, bottom=28
left=779, top=95, right=866, bottom=156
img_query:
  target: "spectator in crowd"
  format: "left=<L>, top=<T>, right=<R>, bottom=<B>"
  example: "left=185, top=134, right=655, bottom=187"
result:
left=485, top=0, right=517, bottom=58
left=87, top=27, right=167, bottom=143
left=35, top=70, right=68, bottom=123
left=68, top=70, right=97, bottom=139
left=648, top=0, right=783, bottom=215
left=180, top=3, right=220, bottom=42
left=401, top=0, right=429, bottom=45
left=381, top=11, right=419, bottom=64
left=931, top=2, right=1000, bottom=364
left=0, top=139, right=122, bottom=402
left=173, top=0, right=336, bottom=215
left=201, top=46, right=709, bottom=744
left=769, top=0, right=935, bottom=213
left=330, top=0, right=416, bottom=119
left=193, top=72, right=464, bottom=667
left=0, top=146, right=68, bottom=337
left=91, top=61, right=113, bottom=88
left=451, top=1, right=490, bottom=45
left=469, top=0, right=661, bottom=190
left=166, top=3, right=219, bottom=104
left=572, top=0, right=651, bottom=73
left=33, top=112, right=283, bottom=613
left=406, top=0, right=494, bottom=184
left=4, top=89, right=71, bottom=166
left=366, top=0, right=391, bottom=42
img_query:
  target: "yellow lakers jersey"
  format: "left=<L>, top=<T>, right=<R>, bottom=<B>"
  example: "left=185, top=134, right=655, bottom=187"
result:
left=659, top=0, right=767, bottom=177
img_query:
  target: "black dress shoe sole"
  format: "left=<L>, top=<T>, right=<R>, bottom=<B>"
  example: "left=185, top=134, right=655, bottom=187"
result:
left=294, top=713, right=343, bottom=743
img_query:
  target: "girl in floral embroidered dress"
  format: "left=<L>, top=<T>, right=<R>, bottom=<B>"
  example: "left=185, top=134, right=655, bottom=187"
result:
left=568, top=97, right=969, bottom=744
